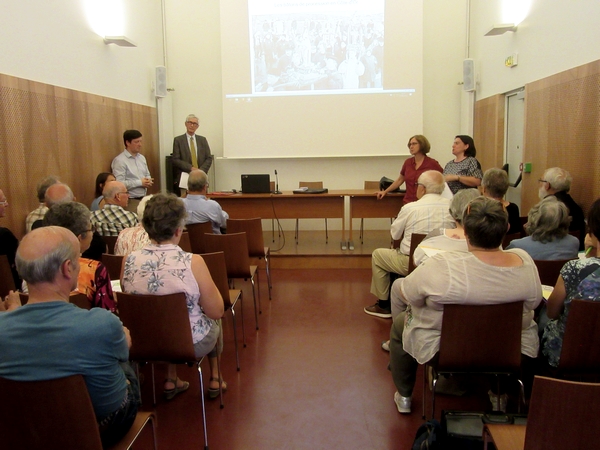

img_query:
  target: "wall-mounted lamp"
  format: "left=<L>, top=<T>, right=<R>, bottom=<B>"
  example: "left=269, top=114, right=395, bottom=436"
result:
left=104, top=36, right=137, bottom=47
left=484, top=23, right=517, bottom=36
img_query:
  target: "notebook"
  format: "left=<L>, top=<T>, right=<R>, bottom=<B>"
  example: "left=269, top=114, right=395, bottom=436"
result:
left=241, top=174, right=271, bottom=193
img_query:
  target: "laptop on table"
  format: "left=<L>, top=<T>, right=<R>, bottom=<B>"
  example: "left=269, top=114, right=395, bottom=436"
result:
left=241, top=174, right=271, bottom=193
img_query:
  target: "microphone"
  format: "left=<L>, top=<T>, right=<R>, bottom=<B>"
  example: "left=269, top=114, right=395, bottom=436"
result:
left=274, top=169, right=282, bottom=194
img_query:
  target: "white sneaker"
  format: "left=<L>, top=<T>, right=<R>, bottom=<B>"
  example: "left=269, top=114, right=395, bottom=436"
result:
left=394, top=391, right=411, bottom=414
left=381, top=340, right=390, bottom=352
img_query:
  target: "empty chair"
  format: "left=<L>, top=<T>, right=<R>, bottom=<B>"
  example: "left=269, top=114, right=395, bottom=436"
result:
left=117, top=292, right=221, bottom=449
left=186, top=221, right=214, bottom=254
left=483, top=376, right=600, bottom=450
left=179, top=230, right=192, bottom=252
left=502, top=232, right=521, bottom=249
left=227, top=217, right=272, bottom=300
left=533, top=258, right=571, bottom=286
left=0, top=374, right=156, bottom=450
left=102, top=235, right=118, bottom=254
left=201, top=251, right=244, bottom=370
left=203, top=232, right=261, bottom=330
left=295, top=181, right=327, bottom=244
left=102, top=253, right=125, bottom=282
left=423, top=301, right=525, bottom=419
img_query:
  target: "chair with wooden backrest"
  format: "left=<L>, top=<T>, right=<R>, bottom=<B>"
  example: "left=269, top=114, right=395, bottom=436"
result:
left=0, top=254, right=16, bottom=298
left=0, top=374, right=156, bottom=450
left=117, top=291, right=221, bottom=449
left=186, top=221, right=214, bottom=254
left=102, top=235, right=118, bottom=255
left=102, top=253, right=125, bottom=282
left=533, top=258, right=571, bottom=287
left=359, top=181, right=383, bottom=244
left=179, top=231, right=193, bottom=253
left=201, top=251, right=244, bottom=371
left=408, top=233, right=427, bottom=274
left=519, top=216, right=528, bottom=238
left=227, top=217, right=272, bottom=300
left=483, top=376, right=600, bottom=450
left=203, top=232, right=261, bottom=331
left=557, top=299, right=600, bottom=378
left=18, top=292, right=91, bottom=310
left=423, top=301, right=525, bottom=419
left=502, top=232, right=521, bottom=249
left=295, top=181, right=327, bottom=244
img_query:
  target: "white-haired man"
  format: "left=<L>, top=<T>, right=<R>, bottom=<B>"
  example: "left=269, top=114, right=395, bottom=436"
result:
left=364, top=171, right=454, bottom=318
left=172, top=114, right=213, bottom=196
left=538, top=167, right=586, bottom=249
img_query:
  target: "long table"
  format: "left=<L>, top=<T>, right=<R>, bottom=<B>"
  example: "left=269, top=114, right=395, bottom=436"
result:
left=209, top=189, right=404, bottom=250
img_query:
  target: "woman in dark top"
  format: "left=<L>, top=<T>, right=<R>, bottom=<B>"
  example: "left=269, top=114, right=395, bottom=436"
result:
left=481, top=168, right=523, bottom=235
left=0, top=189, right=20, bottom=290
left=443, top=135, right=483, bottom=194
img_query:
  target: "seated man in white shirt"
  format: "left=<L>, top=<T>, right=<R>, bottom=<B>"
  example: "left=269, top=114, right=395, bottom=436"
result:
left=364, top=170, right=454, bottom=318
left=181, top=170, right=228, bottom=234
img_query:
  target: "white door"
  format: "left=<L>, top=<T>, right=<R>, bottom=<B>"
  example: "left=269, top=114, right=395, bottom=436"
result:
left=505, top=90, right=525, bottom=209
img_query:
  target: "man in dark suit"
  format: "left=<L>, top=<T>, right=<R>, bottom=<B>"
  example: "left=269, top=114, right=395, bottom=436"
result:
left=172, top=114, right=213, bottom=196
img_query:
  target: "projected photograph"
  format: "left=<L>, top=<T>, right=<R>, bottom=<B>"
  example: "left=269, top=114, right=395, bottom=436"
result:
left=250, top=0, right=384, bottom=94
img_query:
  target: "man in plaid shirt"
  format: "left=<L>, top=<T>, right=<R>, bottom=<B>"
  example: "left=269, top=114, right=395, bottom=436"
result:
left=91, top=181, right=138, bottom=236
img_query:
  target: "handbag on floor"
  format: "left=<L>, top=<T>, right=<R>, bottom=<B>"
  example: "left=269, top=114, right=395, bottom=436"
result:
left=412, top=419, right=443, bottom=449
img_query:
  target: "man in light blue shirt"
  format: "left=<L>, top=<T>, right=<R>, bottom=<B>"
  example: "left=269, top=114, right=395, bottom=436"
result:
left=111, top=130, right=153, bottom=213
left=182, top=170, right=228, bottom=234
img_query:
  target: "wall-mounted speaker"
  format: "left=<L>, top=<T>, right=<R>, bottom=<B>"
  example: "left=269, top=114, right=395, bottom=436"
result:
left=463, top=59, right=476, bottom=92
left=155, top=66, right=167, bottom=98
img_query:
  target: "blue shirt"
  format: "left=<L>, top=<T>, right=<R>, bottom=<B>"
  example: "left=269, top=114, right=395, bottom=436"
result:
left=111, top=150, right=151, bottom=198
left=506, top=235, right=579, bottom=261
left=182, top=194, right=229, bottom=234
left=0, top=302, right=129, bottom=418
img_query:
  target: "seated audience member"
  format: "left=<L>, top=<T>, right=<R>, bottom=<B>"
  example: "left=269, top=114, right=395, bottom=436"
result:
left=182, top=170, right=228, bottom=234
left=0, top=189, right=20, bottom=289
left=542, top=198, right=600, bottom=368
left=412, top=188, right=480, bottom=267
left=91, top=172, right=116, bottom=211
left=43, top=202, right=116, bottom=312
left=365, top=171, right=454, bottom=318
left=389, top=197, right=541, bottom=414
left=482, top=168, right=523, bottom=235
left=0, top=226, right=139, bottom=446
left=122, top=194, right=225, bottom=400
left=538, top=167, right=586, bottom=249
left=91, top=181, right=138, bottom=236
left=30, top=183, right=75, bottom=230
left=506, top=196, right=579, bottom=260
left=114, top=195, right=152, bottom=256
left=25, top=175, right=59, bottom=233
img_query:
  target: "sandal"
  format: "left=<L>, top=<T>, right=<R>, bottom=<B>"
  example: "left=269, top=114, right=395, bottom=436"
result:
left=208, top=377, right=228, bottom=399
left=163, top=377, right=190, bottom=400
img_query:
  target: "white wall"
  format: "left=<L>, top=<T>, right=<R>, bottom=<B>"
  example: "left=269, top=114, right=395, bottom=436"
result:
left=0, top=0, right=165, bottom=107
left=469, top=0, right=600, bottom=100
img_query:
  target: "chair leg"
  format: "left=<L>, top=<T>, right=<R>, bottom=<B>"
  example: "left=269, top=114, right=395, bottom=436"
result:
left=151, top=363, right=156, bottom=406
left=230, top=306, right=240, bottom=371
left=360, top=218, right=364, bottom=244
left=250, top=274, right=260, bottom=330
left=239, top=291, right=246, bottom=347
left=295, top=219, right=299, bottom=244
left=196, top=358, right=209, bottom=450
left=271, top=218, right=275, bottom=243
left=422, top=364, right=427, bottom=420
left=325, top=219, right=328, bottom=243
left=216, top=329, right=224, bottom=409
left=264, top=254, right=272, bottom=300
left=431, top=375, right=438, bottom=420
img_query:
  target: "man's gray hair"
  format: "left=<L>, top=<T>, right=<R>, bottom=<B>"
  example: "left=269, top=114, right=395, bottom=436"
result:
left=186, top=114, right=199, bottom=122
left=16, top=229, right=78, bottom=284
left=44, top=183, right=74, bottom=207
left=187, top=170, right=208, bottom=192
left=449, top=189, right=480, bottom=223
left=43, top=202, right=91, bottom=238
left=103, top=182, right=122, bottom=200
left=544, top=167, right=572, bottom=192
left=526, top=196, right=571, bottom=243
left=36, top=176, right=60, bottom=202
left=418, top=170, right=445, bottom=195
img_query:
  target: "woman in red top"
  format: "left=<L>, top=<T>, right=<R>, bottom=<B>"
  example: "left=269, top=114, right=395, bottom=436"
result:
left=376, top=135, right=443, bottom=204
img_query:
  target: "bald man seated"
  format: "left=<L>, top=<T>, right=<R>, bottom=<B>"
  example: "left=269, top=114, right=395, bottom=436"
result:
left=0, top=226, right=140, bottom=446
left=91, top=181, right=138, bottom=236
left=181, top=170, right=228, bottom=234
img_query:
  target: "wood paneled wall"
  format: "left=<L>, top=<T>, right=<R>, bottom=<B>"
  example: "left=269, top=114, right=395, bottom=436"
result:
left=521, top=60, right=600, bottom=215
left=474, top=94, right=505, bottom=172
left=0, top=73, right=159, bottom=239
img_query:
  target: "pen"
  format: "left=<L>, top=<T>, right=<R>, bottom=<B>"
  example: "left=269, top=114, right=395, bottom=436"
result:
left=585, top=246, right=593, bottom=257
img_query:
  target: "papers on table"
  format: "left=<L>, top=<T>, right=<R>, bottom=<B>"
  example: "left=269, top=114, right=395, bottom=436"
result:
left=542, top=285, right=554, bottom=301
left=418, top=245, right=448, bottom=258
left=111, top=280, right=122, bottom=293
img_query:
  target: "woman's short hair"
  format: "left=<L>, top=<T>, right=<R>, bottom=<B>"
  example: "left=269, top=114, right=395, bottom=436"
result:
left=142, top=194, right=187, bottom=243
left=456, top=135, right=477, bottom=158
left=43, top=202, right=91, bottom=238
left=526, top=196, right=571, bottom=243
left=587, top=198, right=600, bottom=240
left=449, top=189, right=480, bottom=223
left=463, top=197, right=508, bottom=249
left=94, top=172, right=114, bottom=197
left=482, top=168, right=509, bottom=199
left=407, top=135, right=431, bottom=154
